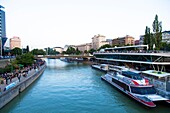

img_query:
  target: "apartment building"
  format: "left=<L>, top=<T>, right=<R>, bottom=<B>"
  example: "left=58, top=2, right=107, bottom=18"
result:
left=92, top=34, right=109, bottom=50
left=112, top=35, right=134, bottom=46
left=10, top=36, right=21, bottom=49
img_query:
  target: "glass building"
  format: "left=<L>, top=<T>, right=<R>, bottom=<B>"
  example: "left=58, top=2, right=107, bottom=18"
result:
left=0, top=5, right=7, bottom=56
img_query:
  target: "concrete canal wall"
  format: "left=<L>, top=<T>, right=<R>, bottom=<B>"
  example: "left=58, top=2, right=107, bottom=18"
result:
left=0, top=64, right=46, bottom=109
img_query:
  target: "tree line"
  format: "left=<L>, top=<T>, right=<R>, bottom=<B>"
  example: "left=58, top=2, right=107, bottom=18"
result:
left=143, top=14, right=166, bottom=50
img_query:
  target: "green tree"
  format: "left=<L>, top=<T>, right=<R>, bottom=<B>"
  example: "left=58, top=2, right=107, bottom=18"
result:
left=31, top=49, right=46, bottom=55
left=11, top=47, right=22, bottom=56
left=144, top=26, right=150, bottom=49
left=75, top=48, right=81, bottom=55
left=45, top=47, right=57, bottom=55
left=98, top=44, right=111, bottom=51
left=88, top=49, right=96, bottom=55
left=152, top=14, right=162, bottom=50
left=84, top=50, right=88, bottom=54
left=16, top=53, right=34, bottom=66
left=65, top=47, right=76, bottom=55
left=26, top=45, right=30, bottom=53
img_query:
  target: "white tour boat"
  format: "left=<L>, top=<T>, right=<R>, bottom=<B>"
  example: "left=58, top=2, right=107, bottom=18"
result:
left=91, top=64, right=109, bottom=72
left=101, top=68, right=170, bottom=107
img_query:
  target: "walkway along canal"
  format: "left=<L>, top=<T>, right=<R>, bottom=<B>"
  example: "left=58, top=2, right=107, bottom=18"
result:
left=0, top=61, right=46, bottom=109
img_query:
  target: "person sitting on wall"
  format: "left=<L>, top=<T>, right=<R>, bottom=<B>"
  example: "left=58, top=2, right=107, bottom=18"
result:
left=22, top=71, right=27, bottom=77
left=17, top=72, right=21, bottom=82
left=9, top=73, right=12, bottom=83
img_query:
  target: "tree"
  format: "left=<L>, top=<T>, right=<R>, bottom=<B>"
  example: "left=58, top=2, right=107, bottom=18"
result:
left=65, top=47, right=76, bottom=55
left=152, top=14, right=162, bottom=50
left=11, top=47, right=22, bottom=56
left=75, top=48, right=81, bottom=55
left=144, top=26, right=152, bottom=50
left=26, top=45, right=30, bottom=53
left=44, top=47, right=57, bottom=55
left=84, top=50, right=88, bottom=54
left=48, top=48, right=57, bottom=55
left=144, top=15, right=162, bottom=50
left=15, top=53, right=34, bottom=66
left=31, top=49, right=46, bottom=55
left=88, top=49, right=96, bottom=55
left=98, top=44, right=111, bottom=51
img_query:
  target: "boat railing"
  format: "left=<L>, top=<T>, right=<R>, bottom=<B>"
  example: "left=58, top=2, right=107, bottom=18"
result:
left=94, top=50, right=170, bottom=54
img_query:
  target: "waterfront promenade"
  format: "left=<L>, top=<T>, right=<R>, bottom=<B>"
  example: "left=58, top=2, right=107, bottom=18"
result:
left=0, top=68, right=36, bottom=94
left=0, top=62, right=46, bottom=109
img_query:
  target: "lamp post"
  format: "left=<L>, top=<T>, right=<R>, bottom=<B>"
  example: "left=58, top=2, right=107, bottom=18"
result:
left=153, top=44, right=155, bottom=51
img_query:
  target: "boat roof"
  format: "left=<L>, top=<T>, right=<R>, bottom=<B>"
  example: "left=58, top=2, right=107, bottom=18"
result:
left=104, top=45, right=148, bottom=50
left=122, top=70, right=141, bottom=77
left=142, top=70, right=170, bottom=78
left=94, top=52, right=170, bottom=57
left=100, top=64, right=108, bottom=66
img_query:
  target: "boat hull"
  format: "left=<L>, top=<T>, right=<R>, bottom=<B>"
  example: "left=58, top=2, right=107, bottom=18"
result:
left=101, top=76, right=156, bottom=107
left=91, top=65, right=107, bottom=73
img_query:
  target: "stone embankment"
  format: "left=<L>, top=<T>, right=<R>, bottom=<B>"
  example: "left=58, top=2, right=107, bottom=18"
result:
left=0, top=63, right=46, bottom=109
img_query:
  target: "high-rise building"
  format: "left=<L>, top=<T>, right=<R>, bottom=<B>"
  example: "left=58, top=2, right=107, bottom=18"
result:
left=0, top=5, right=7, bottom=56
left=10, top=36, right=21, bottom=49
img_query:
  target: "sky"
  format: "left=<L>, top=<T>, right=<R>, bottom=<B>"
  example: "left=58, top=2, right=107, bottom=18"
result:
left=1, top=0, right=170, bottom=49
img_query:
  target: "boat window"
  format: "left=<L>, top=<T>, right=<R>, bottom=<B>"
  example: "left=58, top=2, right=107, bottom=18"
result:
left=167, top=77, right=170, bottom=81
left=130, top=86, right=156, bottom=95
left=122, top=73, right=132, bottom=78
left=132, top=75, right=143, bottom=80
left=122, top=71, right=143, bottom=80
left=159, top=77, right=166, bottom=82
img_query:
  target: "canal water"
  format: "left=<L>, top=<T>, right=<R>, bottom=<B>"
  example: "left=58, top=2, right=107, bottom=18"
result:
left=1, top=59, right=170, bottom=113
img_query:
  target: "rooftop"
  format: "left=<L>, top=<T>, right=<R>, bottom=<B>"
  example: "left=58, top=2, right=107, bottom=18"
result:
left=0, top=5, right=5, bottom=9
left=142, top=70, right=170, bottom=78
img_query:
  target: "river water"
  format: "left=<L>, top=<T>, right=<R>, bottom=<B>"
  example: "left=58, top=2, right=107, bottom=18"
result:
left=1, top=59, right=170, bottom=113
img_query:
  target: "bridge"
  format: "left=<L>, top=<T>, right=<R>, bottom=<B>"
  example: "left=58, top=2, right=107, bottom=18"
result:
left=35, top=55, right=94, bottom=61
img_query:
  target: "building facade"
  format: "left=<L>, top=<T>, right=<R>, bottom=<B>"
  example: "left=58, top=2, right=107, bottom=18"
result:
left=0, top=5, right=7, bottom=56
left=112, top=35, right=134, bottom=46
left=10, top=36, right=21, bottom=49
left=162, top=31, right=170, bottom=43
left=139, top=35, right=144, bottom=45
left=53, top=47, right=63, bottom=53
left=75, top=43, right=92, bottom=52
left=135, top=40, right=140, bottom=45
left=106, top=39, right=113, bottom=46
left=92, top=34, right=109, bottom=50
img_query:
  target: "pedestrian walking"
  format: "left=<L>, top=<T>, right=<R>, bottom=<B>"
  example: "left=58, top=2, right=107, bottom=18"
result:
left=4, top=73, right=8, bottom=85
left=9, top=73, right=13, bottom=82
